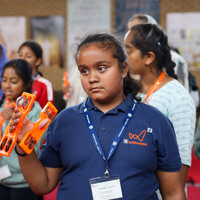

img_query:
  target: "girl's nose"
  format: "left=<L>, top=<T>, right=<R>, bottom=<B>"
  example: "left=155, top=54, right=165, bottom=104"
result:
left=89, top=70, right=98, bottom=83
left=20, top=55, right=25, bottom=60
left=5, top=81, right=11, bottom=88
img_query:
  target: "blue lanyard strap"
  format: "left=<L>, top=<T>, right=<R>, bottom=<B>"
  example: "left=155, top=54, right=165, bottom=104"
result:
left=83, top=99, right=137, bottom=166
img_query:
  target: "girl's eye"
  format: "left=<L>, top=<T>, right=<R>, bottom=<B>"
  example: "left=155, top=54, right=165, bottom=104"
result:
left=18, top=54, right=32, bottom=59
left=125, top=50, right=131, bottom=55
left=125, top=47, right=132, bottom=55
left=80, top=68, right=89, bottom=75
left=11, top=81, right=18, bottom=84
left=98, top=66, right=106, bottom=72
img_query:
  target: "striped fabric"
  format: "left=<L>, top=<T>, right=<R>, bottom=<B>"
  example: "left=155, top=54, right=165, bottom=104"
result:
left=138, top=80, right=196, bottom=166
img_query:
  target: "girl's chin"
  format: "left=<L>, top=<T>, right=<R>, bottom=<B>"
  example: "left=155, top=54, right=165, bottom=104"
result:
left=5, top=95, right=15, bottom=101
left=4, top=94, right=12, bottom=99
left=91, top=96, right=107, bottom=103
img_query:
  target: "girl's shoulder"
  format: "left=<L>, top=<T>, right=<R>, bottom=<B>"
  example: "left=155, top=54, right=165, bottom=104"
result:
left=136, top=101, right=168, bottom=120
left=157, top=79, right=190, bottom=98
left=57, top=102, right=84, bottom=118
left=34, top=74, right=53, bottom=86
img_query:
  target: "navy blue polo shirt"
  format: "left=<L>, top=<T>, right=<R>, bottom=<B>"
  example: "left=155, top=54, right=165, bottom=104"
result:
left=40, top=94, right=181, bottom=200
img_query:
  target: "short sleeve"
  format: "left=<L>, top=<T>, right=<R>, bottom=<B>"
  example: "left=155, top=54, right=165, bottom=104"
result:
left=155, top=114, right=182, bottom=172
left=167, top=94, right=196, bottom=166
left=39, top=118, right=63, bottom=168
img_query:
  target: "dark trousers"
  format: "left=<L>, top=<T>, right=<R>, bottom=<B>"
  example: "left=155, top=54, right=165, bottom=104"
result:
left=0, top=184, right=43, bottom=200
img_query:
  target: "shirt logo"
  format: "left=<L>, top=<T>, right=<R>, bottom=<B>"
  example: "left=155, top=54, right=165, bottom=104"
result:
left=124, top=128, right=153, bottom=146
left=129, top=130, right=146, bottom=141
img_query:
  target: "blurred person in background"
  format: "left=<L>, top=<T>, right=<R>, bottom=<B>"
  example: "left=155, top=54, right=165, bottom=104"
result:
left=0, top=59, right=45, bottom=200
left=61, top=66, right=87, bottom=108
left=127, top=13, right=189, bottom=91
left=0, top=43, right=9, bottom=98
left=18, top=41, right=54, bottom=109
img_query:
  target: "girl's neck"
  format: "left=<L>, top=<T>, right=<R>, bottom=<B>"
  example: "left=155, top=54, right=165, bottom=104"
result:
left=32, top=69, right=37, bottom=77
left=139, top=69, right=162, bottom=94
left=92, top=93, right=126, bottom=114
left=139, top=69, right=174, bottom=94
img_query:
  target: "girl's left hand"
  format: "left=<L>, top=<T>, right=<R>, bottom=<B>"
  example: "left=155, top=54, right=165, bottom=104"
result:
left=0, top=107, right=14, bottom=121
left=9, top=107, right=34, bottom=142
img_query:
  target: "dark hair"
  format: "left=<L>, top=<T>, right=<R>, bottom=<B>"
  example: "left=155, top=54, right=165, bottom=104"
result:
left=75, top=32, right=141, bottom=100
left=129, top=24, right=178, bottom=79
left=18, top=40, right=43, bottom=76
left=0, top=59, right=33, bottom=105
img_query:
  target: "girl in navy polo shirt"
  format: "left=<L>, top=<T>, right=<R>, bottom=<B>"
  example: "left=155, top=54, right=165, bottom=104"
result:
left=10, top=33, right=185, bottom=200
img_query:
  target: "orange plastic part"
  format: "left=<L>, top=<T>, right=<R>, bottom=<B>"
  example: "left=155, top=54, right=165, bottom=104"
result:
left=0, top=99, right=16, bottom=158
left=19, top=102, right=57, bottom=154
left=0, top=92, right=36, bottom=157
left=64, top=72, right=70, bottom=99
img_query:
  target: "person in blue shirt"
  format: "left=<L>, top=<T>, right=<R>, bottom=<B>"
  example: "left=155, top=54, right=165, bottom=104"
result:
left=10, top=33, right=185, bottom=199
left=0, top=44, right=9, bottom=98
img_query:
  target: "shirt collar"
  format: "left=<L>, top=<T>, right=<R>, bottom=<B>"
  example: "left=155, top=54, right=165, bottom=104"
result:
left=32, top=72, right=39, bottom=80
left=80, top=93, right=134, bottom=114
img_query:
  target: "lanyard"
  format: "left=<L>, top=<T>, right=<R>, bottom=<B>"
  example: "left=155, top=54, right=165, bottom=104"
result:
left=143, top=71, right=165, bottom=103
left=83, top=98, right=137, bottom=177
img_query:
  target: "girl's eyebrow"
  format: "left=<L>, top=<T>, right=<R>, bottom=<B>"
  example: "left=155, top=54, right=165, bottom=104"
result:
left=78, top=65, right=86, bottom=69
left=2, top=76, right=18, bottom=79
left=96, top=60, right=111, bottom=65
left=124, top=44, right=133, bottom=49
left=78, top=60, right=111, bottom=69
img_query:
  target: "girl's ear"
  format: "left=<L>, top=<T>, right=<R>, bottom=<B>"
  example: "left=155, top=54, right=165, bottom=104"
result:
left=36, top=58, right=42, bottom=67
left=121, top=62, right=129, bottom=78
left=145, top=51, right=156, bottom=66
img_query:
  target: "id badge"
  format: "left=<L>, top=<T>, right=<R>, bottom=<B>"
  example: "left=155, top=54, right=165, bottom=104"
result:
left=89, top=174, right=123, bottom=200
left=0, top=165, right=11, bottom=180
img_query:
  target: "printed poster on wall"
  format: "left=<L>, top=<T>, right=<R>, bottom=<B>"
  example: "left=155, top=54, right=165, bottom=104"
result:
left=0, top=16, right=26, bottom=60
left=115, top=0, right=160, bottom=38
left=30, top=16, right=64, bottom=68
left=167, top=12, right=200, bottom=70
left=67, top=0, right=111, bottom=72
